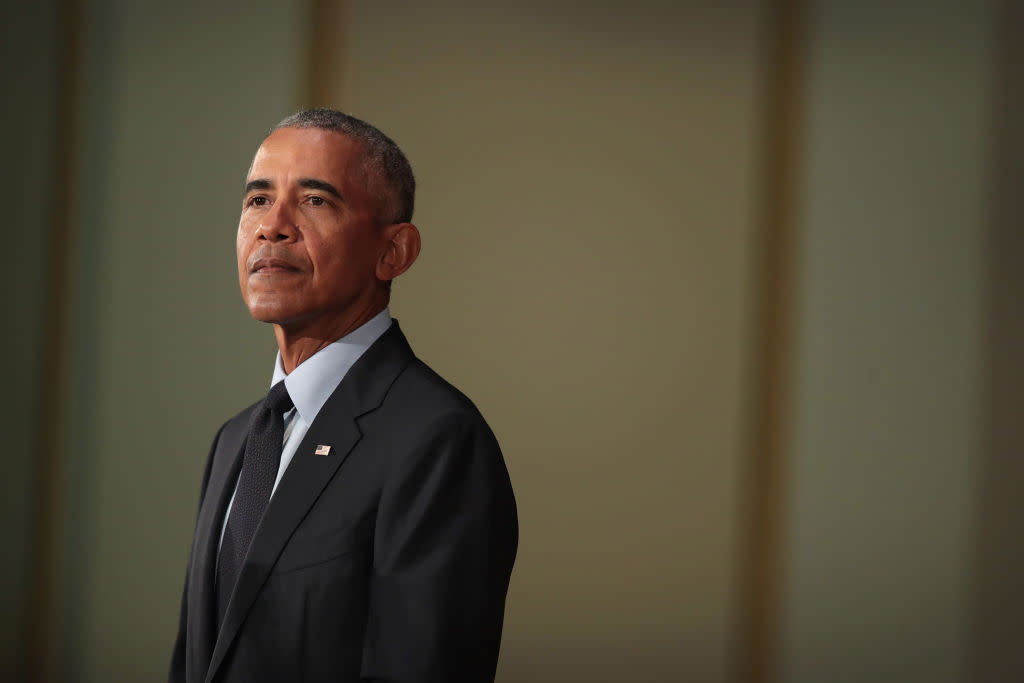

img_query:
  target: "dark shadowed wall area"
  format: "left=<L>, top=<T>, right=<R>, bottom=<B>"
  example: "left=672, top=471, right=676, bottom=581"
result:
left=1, top=1, right=1020, bottom=682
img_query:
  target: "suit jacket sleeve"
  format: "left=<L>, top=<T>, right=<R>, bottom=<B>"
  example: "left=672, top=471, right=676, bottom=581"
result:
left=360, top=410, right=518, bottom=682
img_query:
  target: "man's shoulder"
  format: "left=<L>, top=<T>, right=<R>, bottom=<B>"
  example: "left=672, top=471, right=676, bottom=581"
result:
left=368, top=356, right=506, bottom=484
left=386, top=355, right=491, bottom=425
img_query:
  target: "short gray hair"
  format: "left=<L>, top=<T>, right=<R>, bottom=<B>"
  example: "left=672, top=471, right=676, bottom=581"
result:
left=271, top=108, right=415, bottom=224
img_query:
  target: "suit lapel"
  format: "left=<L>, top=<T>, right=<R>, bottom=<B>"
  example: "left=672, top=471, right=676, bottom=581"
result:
left=205, top=322, right=415, bottom=683
left=188, top=410, right=251, bottom=683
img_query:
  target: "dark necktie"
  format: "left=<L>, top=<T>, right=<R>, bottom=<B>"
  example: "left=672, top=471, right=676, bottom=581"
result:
left=216, top=380, right=293, bottom=624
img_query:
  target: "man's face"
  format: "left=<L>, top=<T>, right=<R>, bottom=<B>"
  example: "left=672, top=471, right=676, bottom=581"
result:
left=237, top=127, right=385, bottom=332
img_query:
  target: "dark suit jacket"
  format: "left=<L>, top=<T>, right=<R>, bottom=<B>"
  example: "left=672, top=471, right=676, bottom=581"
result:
left=169, top=322, right=518, bottom=683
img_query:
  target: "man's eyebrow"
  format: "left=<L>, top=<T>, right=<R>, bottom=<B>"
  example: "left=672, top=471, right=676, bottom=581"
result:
left=242, top=177, right=344, bottom=201
left=244, top=178, right=272, bottom=194
left=298, top=178, right=344, bottom=201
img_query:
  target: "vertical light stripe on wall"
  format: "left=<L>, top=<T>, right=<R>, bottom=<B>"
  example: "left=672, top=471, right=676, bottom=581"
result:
left=736, top=0, right=806, bottom=681
left=28, top=0, right=84, bottom=675
left=305, top=0, right=349, bottom=108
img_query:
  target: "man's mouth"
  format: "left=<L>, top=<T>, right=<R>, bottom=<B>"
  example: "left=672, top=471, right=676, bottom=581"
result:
left=250, top=257, right=301, bottom=274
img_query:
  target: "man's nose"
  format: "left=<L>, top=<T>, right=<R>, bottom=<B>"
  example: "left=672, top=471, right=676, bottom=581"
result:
left=257, top=201, right=299, bottom=241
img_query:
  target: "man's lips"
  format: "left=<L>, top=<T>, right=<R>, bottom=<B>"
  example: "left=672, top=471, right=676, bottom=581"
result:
left=249, top=256, right=302, bottom=274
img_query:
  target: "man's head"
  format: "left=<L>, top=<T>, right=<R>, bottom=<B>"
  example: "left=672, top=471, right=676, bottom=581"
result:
left=236, top=110, right=421, bottom=344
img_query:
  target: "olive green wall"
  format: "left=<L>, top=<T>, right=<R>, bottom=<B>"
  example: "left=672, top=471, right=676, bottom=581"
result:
left=341, top=2, right=764, bottom=681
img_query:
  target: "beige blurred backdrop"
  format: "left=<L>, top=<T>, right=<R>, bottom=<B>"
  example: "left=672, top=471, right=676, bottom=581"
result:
left=1, top=1, right=1020, bottom=682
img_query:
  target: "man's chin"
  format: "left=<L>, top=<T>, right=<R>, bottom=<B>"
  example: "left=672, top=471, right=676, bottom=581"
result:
left=244, top=301, right=302, bottom=326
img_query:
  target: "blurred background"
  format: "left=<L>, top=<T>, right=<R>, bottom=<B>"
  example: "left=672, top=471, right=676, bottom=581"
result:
left=2, top=0, right=1020, bottom=681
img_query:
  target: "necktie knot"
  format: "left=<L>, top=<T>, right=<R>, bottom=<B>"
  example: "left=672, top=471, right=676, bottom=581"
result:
left=266, top=380, right=293, bottom=415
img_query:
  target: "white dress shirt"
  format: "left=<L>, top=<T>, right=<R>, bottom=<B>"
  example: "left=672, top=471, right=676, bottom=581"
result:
left=218, top=308, right=393, bottom=552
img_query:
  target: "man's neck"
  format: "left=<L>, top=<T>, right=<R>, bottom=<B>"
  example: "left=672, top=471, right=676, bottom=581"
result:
left=274, top=300, right=388, bottom=374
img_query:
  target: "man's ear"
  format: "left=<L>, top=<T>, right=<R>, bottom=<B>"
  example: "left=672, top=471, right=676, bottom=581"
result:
left=377, top=222, right=421, bottom=282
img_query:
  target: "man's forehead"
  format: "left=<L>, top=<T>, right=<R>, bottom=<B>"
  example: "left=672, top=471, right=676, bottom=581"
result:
left=247, top=127, right=362, bottom=179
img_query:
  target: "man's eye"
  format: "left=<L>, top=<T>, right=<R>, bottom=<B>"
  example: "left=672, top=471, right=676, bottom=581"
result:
left=308, top=196, right=325, bottom=206
left=247, top=196, right=269, bottom=207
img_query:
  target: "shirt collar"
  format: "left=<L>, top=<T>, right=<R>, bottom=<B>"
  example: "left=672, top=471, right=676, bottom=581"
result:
left=270, top=308, right=392, bottom=425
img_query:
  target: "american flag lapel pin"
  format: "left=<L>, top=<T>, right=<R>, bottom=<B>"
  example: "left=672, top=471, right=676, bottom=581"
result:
left=314, top=444, right=332, bottom=456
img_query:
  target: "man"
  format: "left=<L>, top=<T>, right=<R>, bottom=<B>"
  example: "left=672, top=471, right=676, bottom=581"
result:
left=170, top=109, right=518, bottom=683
